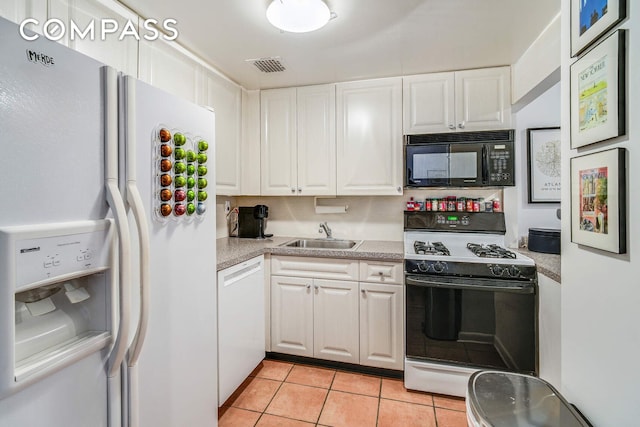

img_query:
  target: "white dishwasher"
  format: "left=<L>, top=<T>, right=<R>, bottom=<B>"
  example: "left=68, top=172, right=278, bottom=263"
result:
left=217, top=255, right=265, bottom=406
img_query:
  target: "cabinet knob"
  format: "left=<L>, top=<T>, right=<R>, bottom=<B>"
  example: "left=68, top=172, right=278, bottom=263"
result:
left=458, top=122, right=466, bottom=129
left=297, top=188, right=302, bottom=193
left=306, top=284, right=311, bottom=289
left=448, top=124, right=456, bottom=130
left=291, top=188, right=296, bottom=193
left=361, top=289, right=366, bottom=295
left=396, top=186, right=402, bottom=193
left=314, top=285, right=319, bottom=291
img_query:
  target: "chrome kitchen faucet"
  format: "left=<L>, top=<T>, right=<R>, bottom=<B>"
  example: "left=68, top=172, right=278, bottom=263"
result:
left=319, top=222, right=332, bottom=238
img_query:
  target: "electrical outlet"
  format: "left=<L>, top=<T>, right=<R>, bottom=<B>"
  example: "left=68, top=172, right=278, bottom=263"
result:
left=224, top=201, right=231, bottom=215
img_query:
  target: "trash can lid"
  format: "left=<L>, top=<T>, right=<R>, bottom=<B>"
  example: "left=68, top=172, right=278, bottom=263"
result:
left=466, top=371, right=590, bottom=427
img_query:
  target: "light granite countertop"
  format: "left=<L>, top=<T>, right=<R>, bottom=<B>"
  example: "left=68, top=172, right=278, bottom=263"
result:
left=217, top=236, right=404, bottom=271
left=217, top=236, right=560, bottom=283
left=516, top=248, right=561, bottom=283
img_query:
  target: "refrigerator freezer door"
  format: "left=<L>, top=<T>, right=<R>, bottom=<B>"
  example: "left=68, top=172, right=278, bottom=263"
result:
left=0, top=17, right=112, bottom=427
left=123, top=77, right=217, bottom=427
left=0, top=17, right=107, bottom=226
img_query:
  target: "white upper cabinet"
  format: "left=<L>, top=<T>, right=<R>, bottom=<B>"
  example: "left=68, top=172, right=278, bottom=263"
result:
left=403, top=66, right=512, bottom=134
left=138, top=38, right=202, bottom=103
left=261, top=84, right=336, bottom=196
left=203, top=70, right=242, bottom=195
left=455, top=67, right=511, bottom=131
left=403, top=73, right=456, bottom=134
left=0, top=0, right=46, bottom=33
left=297, top=85, right=336, bottom=196
left=49, top=0, right=139, bottom=77
left=336, top=77, right=403, bottom=196
left=240, top=89, right=261, bottom=195
left=260, top=88, right=297, bottom=196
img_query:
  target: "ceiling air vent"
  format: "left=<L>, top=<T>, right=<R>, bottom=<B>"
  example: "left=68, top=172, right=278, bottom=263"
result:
left=246, top=56, right=286, bottom=73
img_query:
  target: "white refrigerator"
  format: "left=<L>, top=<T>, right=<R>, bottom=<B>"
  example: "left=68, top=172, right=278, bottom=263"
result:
left=0, top=16, right=217, bottom=427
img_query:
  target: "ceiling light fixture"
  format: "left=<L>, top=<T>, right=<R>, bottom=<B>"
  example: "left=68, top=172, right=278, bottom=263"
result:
left=266, top=0, right=335, bottom=33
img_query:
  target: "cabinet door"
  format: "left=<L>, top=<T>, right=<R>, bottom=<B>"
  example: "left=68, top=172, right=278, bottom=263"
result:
left=138, top=38, right=202, bottom=103
left=455, top=67, right=512, bottom=131
left=336, top=78, right=403, bottom=195
left=359, top=282, right=403, bottom=370
left=313, top=279, right=359, bottom=363
left=297, top=84, right=336, bottom=196
left=204, top=70, right=242, bottom=195
left=240, top=89, right=261, bottom=195
left=403, top=73, right=455, bottom=134
left=0, top=0, right=46, bottom=33
left=261, top=88, right=297, bottom=195
left=49, top=0, right=138, bottom=77
left=271, top=275, right=313, bottom=357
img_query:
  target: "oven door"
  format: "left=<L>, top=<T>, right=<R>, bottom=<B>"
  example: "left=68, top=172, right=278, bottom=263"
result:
left=405, top=275, right=537, bottom=374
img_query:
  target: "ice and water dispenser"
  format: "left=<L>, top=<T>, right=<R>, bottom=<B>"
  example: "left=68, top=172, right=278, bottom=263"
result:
left=0, top=220, right=114, bottom=397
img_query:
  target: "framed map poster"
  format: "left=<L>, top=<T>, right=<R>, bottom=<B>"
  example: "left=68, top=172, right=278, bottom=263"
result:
left=527, top=127, right=561, bottom=203
left=571, top=0, right=626, bottom=57
left=570, top=30, right=625, bottom=148
left=571, top=147, right=626, bottom=253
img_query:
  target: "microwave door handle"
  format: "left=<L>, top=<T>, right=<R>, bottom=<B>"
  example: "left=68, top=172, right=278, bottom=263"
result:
left=482, top=145, right=489, bottom=184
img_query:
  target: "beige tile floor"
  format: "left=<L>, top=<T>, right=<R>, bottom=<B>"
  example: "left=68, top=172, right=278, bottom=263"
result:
left=219, top=360, right=468, bottom=427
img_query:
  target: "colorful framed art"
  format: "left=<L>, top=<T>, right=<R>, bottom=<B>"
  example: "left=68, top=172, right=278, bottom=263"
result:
left=570, top=147, right=626, bottom=254
left=571, top=0, right=626, bottom=56
left=527, top=127, right=561, bottom=203
left=570, top=30, right=625, bottom=149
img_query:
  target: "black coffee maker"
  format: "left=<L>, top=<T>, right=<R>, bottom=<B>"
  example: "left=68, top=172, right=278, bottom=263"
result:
left=238, top=205, right=272, bottom=239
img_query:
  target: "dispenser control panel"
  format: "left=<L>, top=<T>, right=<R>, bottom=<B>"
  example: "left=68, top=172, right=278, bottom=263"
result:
left=0, top=220, right=112, bottom=291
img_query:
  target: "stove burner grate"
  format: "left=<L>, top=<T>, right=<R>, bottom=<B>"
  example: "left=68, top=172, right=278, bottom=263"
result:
left=414, top=241, right=450, bottom=256
left=466, top=243, right=516, bottom=259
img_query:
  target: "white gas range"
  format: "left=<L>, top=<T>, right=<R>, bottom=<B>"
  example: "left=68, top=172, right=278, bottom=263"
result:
left=402, top=211, right=538, bottom=397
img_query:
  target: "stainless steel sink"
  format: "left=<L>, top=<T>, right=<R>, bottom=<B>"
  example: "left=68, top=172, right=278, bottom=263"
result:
left=281, top=238, right=362, bottom=250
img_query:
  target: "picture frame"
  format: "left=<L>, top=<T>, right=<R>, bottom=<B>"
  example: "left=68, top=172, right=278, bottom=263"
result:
left=571, top=0, right=626, bottom=57
left=527, top=127, right=561, bottom=203
left=571, top=147, right=626, bottom=254
left=570, top=30, right=625, bottom=149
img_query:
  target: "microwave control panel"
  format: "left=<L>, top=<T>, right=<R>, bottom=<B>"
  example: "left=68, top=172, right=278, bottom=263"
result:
left=486, top=144, right=514, bottom=185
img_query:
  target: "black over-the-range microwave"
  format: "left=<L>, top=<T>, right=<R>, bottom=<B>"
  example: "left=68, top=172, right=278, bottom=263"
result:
left=405, top=129, right=515, bottom=188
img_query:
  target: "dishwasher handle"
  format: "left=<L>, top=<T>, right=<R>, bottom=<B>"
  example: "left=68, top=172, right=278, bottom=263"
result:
left=222, top=259, right=263, bottom=287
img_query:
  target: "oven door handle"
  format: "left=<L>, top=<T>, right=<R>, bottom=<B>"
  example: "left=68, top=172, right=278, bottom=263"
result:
left=405, top=276, right=535, bottom=294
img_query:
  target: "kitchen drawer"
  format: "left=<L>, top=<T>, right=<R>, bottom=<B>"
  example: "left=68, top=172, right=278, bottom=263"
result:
left=271, top=256, right=359, bottom=281
left=359, top=261, right=403, bottom=284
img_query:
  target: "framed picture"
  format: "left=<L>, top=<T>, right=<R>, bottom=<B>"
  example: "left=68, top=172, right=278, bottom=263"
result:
left=527, top=127, right=561, bottom=203
left=571, top=147, right=626, bottom=254
left=571, top=0, right=626, bottom=56
left=570, top=30, right=625, bottom=149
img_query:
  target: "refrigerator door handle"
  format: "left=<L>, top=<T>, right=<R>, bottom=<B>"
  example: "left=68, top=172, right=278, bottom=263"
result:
left=124, top=76, right=151, bottom=368
left=103, top=66, right=131, bottom=378
left=125, top=183, right=150, bottom=366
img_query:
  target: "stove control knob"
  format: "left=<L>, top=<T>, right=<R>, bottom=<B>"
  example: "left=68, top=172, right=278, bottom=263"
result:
left=418, top=261, right=428, bottom=272
left=461, top=216, right=470, bottom=226
left=490, top=265, right=504, bottom=276
left=433, top=261, right=446, bottom=273
left=508, top=265, right=521, bottom=277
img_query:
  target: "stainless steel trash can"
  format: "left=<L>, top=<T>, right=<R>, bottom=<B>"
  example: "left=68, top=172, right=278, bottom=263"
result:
left=466, top=371, right=591, bottom=427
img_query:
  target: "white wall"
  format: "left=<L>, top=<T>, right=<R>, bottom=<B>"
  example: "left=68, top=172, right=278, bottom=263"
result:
left=513, top=82, right=562, bottom=241
left=560, top=2, right=639, bottom=426
left=512, top=12, right=561, bottom=106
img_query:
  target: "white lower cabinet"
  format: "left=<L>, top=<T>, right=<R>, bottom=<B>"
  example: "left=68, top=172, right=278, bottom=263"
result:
left=270, top=256, right=403, bottom=370
left=270, top=276, right=359, bottom=364
left=270, top=275, right=314, bottom=357
left=359, top=282, right=403, bottom=370
left=313, top=279, right=359, bottom=363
